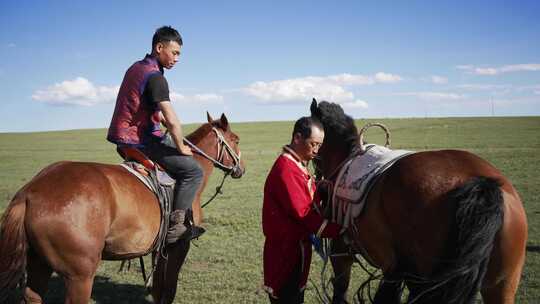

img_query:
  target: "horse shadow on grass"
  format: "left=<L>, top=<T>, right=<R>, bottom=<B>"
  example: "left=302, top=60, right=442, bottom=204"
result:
left=43, top=275, right=152, bottom=304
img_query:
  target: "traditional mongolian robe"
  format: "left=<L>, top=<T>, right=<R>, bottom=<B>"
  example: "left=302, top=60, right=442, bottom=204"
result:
left=262, top=146, right=340, bottom=298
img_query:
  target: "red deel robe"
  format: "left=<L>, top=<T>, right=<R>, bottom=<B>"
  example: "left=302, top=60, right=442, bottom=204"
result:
left=262, top=149, right=340, bottom=297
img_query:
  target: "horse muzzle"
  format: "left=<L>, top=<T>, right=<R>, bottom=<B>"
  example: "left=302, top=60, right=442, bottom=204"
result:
left=231, top=164, right=245, bottom=179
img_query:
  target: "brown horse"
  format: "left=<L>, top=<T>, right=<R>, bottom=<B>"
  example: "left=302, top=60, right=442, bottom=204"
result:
left=310, top=100, right=527, bottom=304
left=0, top=113, right=245, bottom=304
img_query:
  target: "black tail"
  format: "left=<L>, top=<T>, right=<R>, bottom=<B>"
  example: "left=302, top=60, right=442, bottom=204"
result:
left=423, top=177, right=504, bottom=304
left=0, top=193, right=28, bottom=303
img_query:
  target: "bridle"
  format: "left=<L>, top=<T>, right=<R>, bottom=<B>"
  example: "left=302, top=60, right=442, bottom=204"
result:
left=136, top=126, right=243, bottom=290
left=183, top=127, right=243, bottom=208
left=183, top=127, right=242, bottom=174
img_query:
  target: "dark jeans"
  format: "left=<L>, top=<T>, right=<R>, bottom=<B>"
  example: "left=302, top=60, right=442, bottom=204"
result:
left=268, top=262, right=305, bottom=304
left=142, top=134, right=203, bottom=211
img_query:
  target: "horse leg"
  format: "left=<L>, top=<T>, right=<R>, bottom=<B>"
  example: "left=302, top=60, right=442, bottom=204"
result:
left=63, top=275, right=95, bottom=304
left=372, top=273, right=403, bottom=304
left=480, top=240, right=525, bottom=304
left=481, top=276, right=522, bottom=304
left=152, top=240, right=191, bottom=304
left=38, top=232, right=102, bottom=304
left=191, top=191, right=203, bottom=226
left=22, top=250, right=53, bottom=304
left=59, top=248, right=101, bottom=304
left=480, top=191, right=527, bottom=304
left=330, top=239, right=353, bottom=304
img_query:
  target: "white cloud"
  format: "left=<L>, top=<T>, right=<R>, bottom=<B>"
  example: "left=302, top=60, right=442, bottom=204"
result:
left=456, top=65, right=473, bottom=70
left=170, top=91, right=186, bottom=102
left=244, top=78, right=353, bottom=103
left=170, top=91, right=224, bottom=104
left=396, top=92, right=464, bottom=100
left=32, top=78, right=223, bottom=107
left=375, top=72, right=402, bottom=83
left=499, top=64, right=540, bottom=73
left=457, top=63, right=540, bottom=75
left=342, top=99, right=369, bottom=109
left=193, top=93, right=224, bottom=102
left=457, top=84, right=512, bottom=90
left=243, top=72, right=401, bottom=105
left=32, top=77, right=119, bottom=106
left=431, top=76, right=448, bottom=84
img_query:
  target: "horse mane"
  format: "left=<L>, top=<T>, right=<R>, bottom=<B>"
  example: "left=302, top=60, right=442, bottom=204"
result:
left=185, top=121, right=222, bottom=144
left=310, top=100, right=360, bottom=154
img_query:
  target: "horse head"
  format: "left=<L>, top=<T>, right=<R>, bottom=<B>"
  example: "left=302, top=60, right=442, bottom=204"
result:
left=310, top=98, right=359, bottom=181
left=203, top=112, right=245, bottom=178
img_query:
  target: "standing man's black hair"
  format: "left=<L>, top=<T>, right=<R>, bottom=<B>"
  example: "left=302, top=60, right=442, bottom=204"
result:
left=152, top=26, right=183, bottom=49
left=292, top=116, right=323, bottom=140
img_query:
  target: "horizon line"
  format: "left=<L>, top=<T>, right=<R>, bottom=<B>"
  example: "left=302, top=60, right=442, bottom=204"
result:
left=1, top=114, right=539, bottom=134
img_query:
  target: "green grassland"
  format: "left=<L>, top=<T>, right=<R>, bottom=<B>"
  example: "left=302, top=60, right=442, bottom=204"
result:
left=1, top=116, right=539, bottom=303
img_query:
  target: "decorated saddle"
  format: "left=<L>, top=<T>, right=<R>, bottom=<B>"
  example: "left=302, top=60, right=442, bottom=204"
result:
left=331, top=144, right=414, bottom=228
left=116, top=146, right=175, bottom=254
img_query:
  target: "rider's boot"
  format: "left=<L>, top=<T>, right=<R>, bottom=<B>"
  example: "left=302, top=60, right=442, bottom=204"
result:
left=166, top=209, right=206, bottom=244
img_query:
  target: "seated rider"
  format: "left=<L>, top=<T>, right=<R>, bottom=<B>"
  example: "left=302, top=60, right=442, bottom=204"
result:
left=107, top=26, right=204, bottom=243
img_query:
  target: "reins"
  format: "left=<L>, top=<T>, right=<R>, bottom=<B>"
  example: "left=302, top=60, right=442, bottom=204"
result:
left=201, top=171, right=230, bottom=209
left=313, top=122, right=392, bottom=303
left=183, top=127, right=241, bottom=208
left=183, top=127, right=242, bottom=172
left=135, top=126, right=242, bottom=291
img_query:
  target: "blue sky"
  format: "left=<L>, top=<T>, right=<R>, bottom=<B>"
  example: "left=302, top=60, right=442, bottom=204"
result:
left=1, top=1, right=539, bottom=132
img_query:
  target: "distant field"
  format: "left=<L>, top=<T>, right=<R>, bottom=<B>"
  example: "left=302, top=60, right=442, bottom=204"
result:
left=1, top=117, right=539, bottom=303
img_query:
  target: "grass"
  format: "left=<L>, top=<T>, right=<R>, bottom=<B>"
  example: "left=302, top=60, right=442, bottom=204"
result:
left=1, top=116, right=539, bottom=303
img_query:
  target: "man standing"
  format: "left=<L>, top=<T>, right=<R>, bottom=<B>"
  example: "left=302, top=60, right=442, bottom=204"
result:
left=262, top=116, right=342, bottom=303
left=107, top=26, right=203, bottom=243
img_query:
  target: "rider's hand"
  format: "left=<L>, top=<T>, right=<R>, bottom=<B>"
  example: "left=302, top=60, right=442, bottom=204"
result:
left=178, top=144, right=193, bottom=156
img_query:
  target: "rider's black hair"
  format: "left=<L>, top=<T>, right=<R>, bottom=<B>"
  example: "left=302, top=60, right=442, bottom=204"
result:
left=152, top=26, right=183, bottom=49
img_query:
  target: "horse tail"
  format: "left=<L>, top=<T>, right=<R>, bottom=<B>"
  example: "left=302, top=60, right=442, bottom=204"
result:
left=0, top=192, right=28, bottom=302
left=433, top=176, right=504, bottom=304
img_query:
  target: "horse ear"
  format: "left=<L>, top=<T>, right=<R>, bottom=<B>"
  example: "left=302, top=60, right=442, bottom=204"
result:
left=220, top=113, right=229, bottom=130
left=207, top=111, right=214, bottom=123
left=310, top=98, right=318, bottom=115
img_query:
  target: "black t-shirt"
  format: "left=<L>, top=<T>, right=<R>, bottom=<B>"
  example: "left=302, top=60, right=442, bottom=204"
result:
left=144, top=73, right=170, bottom=104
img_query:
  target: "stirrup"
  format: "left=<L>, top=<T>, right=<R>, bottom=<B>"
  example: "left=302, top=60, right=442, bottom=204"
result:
left=187, top=226, right=206, bottom=241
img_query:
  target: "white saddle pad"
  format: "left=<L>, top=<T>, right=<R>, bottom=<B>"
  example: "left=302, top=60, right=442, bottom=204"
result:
left=332, top=145, right=414, bottom=227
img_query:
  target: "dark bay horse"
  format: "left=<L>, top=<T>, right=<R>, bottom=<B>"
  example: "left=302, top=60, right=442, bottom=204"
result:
left=0, top=113, right=245, bottom=304
left=310, top=100, right=527, bottom=304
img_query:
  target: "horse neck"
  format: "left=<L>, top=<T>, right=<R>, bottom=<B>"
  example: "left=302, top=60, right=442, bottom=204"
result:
left=326, top=147, right=351, bottom=181
left=186, top=123, right=220, bottom=174
left=185, top=123, right=213, bottom=145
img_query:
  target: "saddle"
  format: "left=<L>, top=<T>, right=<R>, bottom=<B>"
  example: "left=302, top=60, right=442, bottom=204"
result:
left=116, top=146, right=175, bottom=186
left=331, top=144, right=414, bottom=228
left=116, top=146, right=177, bottom=288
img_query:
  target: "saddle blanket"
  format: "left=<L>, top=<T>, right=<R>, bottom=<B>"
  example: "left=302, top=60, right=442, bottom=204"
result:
left=332, top=144, right=414, bottom=227
left=119, top=161, right=176, bottom=254
left=120, top=162, right=176, bottom=191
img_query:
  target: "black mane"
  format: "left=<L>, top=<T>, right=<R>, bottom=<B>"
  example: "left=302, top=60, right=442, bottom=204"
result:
left=310, top=100, right=359, bottom=154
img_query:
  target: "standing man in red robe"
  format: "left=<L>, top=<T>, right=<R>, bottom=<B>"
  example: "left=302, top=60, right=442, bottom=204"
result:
left=262, top=116, right=342, bottom=303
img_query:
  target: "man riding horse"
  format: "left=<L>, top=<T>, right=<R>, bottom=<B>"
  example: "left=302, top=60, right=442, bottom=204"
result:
left=107, top=26, right=204, bottom=243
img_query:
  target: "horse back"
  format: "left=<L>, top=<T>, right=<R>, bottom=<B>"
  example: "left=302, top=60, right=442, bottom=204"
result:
left=357, top=149, right=526, bottom=276
left=22, top=161, right=160, bottom=262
